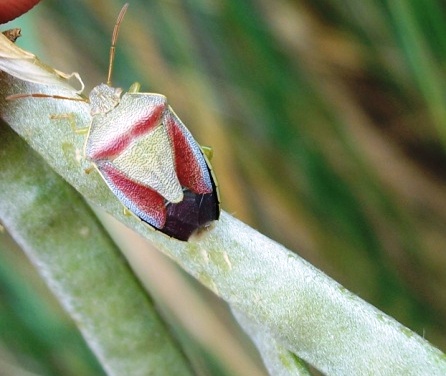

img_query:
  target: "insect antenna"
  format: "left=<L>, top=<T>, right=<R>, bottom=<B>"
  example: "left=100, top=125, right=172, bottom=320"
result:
left=107, top=3, right=129, bottom=86
left=6, top=93, right=86, bottom=101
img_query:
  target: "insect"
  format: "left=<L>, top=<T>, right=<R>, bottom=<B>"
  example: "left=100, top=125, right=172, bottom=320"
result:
left=9, top=4, right=220, bottom=241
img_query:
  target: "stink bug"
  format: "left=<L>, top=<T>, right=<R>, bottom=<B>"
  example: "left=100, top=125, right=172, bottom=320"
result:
left=86, top=83, right=220, bottom=240
left=83, top=4, right=219, bottom=240
left=9, top=4, right=220, bottom=241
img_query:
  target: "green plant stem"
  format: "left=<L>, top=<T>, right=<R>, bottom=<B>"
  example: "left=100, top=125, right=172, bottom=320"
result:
left=233, top=310, right=311, bottom=376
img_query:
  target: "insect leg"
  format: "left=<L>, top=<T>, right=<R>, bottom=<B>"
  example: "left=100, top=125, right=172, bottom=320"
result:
left=127, top=82, right=141, bottom=93
left=201, top=145, right=214, bottom=161
left=50, top=113, right=89, bottom=134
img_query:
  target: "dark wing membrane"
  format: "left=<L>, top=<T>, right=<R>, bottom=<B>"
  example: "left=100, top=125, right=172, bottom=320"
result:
left=163, top=186, right=220, bottom=241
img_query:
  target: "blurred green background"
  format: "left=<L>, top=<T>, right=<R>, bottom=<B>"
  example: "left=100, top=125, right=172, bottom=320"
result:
left=2, top=0, right=446, bottom=374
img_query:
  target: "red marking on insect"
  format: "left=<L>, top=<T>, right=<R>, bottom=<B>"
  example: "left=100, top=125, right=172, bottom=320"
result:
left=166, top=111, right=214, bottom=193
left=98, top=161, right=167, bottom=228
left=85, top=90, right=167, bottom=160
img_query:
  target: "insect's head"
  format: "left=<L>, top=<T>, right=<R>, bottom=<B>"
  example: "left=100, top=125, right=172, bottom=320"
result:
left=89, top=84, right=122, bottom=115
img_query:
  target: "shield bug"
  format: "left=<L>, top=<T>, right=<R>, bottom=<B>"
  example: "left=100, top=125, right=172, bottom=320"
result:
left=9, top=3, right=220, bottom=241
